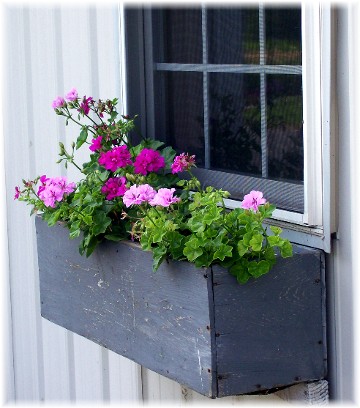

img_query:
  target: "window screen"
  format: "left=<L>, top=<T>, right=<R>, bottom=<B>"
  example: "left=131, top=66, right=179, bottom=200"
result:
left=128, top=5, right=304, bottom=212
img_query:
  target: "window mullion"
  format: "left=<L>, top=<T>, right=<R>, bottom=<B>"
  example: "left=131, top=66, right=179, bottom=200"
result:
left=259, top=3, right=268, bottom=179
left=202, top=5, right=210, bottom=169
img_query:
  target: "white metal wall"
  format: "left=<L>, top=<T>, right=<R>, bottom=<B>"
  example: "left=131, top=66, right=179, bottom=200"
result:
left=5, top=3, right=360, bottom=405
left=3, top=4, right=285, bottom=404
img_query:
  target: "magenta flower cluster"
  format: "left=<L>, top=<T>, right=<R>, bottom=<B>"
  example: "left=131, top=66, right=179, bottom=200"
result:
left=97, top=146, right=167, bottom=176
left=241, top=190, right=267, bottom=212
left=133, top=148, right=165, bottom=175
left=79, top=96, right=93, bottom=115
left=89, top=135, right=103, bottom=152
left=171, top=153, right=196, bottom=174
left=123, top=184, right=179, bottom=208
left=37, top=175, right=76, bottom=208
left=98, top=145, right=132, bottom=172
left=101, top=177, right=127, bottom=200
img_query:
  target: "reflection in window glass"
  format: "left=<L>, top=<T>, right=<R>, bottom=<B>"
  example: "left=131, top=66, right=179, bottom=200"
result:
left=207, top=8, right=259, bottom=64
left=154, top=8, right=202, bottom=64
left=265, top=7, right=302, bottom=65
left=150, top=5, right=303, bottom=188
left=209, top=73, right=261, bottom=175
left=267, top=75, right=303, bottom=182
left=155, top=72, right=205, bottom=165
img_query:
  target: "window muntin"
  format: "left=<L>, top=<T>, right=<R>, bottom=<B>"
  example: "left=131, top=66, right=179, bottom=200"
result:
left=150, top=5, right=303, bottom=212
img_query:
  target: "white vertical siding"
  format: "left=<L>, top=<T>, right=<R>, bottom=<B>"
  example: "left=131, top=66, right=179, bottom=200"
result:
left=4, top=4, right=142, bottom=403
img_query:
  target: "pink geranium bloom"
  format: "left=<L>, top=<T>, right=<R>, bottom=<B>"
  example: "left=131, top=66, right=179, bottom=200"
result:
left=39, top=184, right=63, bottom=208
left=98, top=145, right=132, bottom=172
left=171, top=153, right=196, bottom=174
left=149, top=188, right=180, bottom=207
left=65, top=88, right=78, bottom=101
left=37, top=175, right=49, bottom=195
left=123, top=184, right=156, bottom=207
left=101, top=177, right=127, bottom=200
left=38, top=176, right=76, bottom=208
left=52, top=177, right=76, bottom=194
left=241, top=190, right=266, bottom=212
left=52, top=96, right=65, bottom=109
left=134, top=148, right=165, bottom=175
left=89, top=135, right=103, bottom=152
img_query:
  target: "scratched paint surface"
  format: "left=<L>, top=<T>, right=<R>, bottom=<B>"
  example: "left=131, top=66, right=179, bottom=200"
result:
left=36, top=218, right=214, bottom=396
left=36, top=218, right=326, bottom=398
left=211, top=245, right=327, bottom=396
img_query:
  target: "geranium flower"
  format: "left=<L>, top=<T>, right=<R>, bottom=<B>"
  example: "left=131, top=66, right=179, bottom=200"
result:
left=52, top=96, right=65, bottom=109
left=241, top=190, right=266, bottom=212
left=98, top=145, right=132, bottom=172
left=65, top=88, right=78, bottom=101
left=38, top=176, right=76, bottom=208
left=78, top=96, right=93, bottom=115
left=149, top=188, right=180, bottom=207
left=14, top=186, right=21, bottom=200
left=101, top=177, right=127, bottom=200
left=171, top=153, right=196, bottom=174
left=123, top=184, right=156, bottom=207
left=134, top=148, right=165, bottom=175
left=89, top=135, right=103, bottom=152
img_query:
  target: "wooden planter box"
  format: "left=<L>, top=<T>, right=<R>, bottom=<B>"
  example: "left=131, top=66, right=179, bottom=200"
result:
left=36, top=217, right=327, bottom=398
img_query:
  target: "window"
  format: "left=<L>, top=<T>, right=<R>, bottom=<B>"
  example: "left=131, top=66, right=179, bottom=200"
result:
left=124, top=4, right=334, bottom=252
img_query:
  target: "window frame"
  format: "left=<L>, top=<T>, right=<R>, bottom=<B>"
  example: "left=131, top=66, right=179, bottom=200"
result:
left=122, top=3, right=335, bottom=253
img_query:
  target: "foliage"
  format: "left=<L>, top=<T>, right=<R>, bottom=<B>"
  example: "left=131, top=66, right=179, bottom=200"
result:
left=15, top=89, right=293, bottom=284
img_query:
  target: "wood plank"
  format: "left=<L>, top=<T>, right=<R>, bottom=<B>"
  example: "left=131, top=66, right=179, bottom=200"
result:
left=36, top=218, right=214, bottom=397
left=211, top=246, right=327, bottom=397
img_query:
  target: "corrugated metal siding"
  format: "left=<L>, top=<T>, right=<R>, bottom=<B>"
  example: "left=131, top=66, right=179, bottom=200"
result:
left=3, top=4, right=284, bottom=404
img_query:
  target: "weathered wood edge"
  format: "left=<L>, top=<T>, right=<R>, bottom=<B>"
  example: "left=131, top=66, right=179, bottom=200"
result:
left=206, top=267, right=218, bottom=398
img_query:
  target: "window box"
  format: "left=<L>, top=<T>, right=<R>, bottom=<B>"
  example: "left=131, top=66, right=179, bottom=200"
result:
left=36, top=216, right=327, bottom=398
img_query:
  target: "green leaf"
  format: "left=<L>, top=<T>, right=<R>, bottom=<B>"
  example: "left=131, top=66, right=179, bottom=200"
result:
left=110, top=111, right=118, bottom=122
left=187, top=216, right=205, bottom=233
left=76, top=127, right=88, bottom=149
left=270, top=225, right=282, bottom=236
left=237, top=240, right=248, bottom=257
left=161, top=146, right=177, bottom=168
left=152, top=246, right=167, bottom=271
left=242, top=232, right=253, bottom=247
left=91, top=211, right=111, bottom=235
left=167, top=231, right=186, bottom=260
left=213, top=244, right=233, bottom=262
left=143, top=139, right=164, bottom=151
left=249, top=233, right=263, bottom=252
left=183, top=238, right=204, bottom=262
left=44, top=210, right=62, bottom=226
left=203, top=206, right=221, bottom=225
left=248, top=260, right=271, bottom=278
left=152, top=229, right=166, bottom=243
left=229, top=263, right=251, bottom=284
left=280, top=240, right=293, bottom=258
left=267, top=235, right=281, bottom=247
left=69, top=220, right=81, bottom=239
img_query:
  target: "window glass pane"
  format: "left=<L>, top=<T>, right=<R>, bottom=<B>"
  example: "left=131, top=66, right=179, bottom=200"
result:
left=267, top=75, right=303, bottom=182
left=208, top=8, right=259, bottom=64
left=209, top=73, right=261, bottom=176
left=154, top=8, right=202, bottom=64
left=154, top=72, right=205, bottom=165
left=265, top=7, right=302, bottom=65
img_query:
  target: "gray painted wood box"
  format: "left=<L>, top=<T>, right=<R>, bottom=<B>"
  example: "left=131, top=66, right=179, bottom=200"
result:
left=35, top=217, right=327, bottom=398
